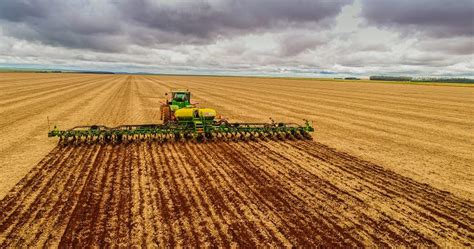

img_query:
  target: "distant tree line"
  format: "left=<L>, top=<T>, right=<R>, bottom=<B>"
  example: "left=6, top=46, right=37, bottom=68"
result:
left=369, top=76, right=412, bottom=81
left=78, top=71, right=115, bottom=74
left=411, top=77, right=474, bottom=83
left=370, top=75, right=474, bottom=83
left=38, top=70, right=63, bottom=73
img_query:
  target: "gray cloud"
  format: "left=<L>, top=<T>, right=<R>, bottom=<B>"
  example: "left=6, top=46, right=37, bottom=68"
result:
left=361, top=0, right=474, bottom=38
left=416, top=38, right=474, bottom=55
left=0, top=1, right=124, bottom=52
left=278, top=32, right=329, bottom=57
left=0, top=0, right=47, bottom=22
left=0, top=0, right=472, bottom=77
left=119, top=0, right=350, bottom=38
left=0, top=0, right=352, bottom=52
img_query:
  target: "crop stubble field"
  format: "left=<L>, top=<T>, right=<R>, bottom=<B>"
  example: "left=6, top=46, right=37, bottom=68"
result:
left=0, top=73, right=473, bottom=246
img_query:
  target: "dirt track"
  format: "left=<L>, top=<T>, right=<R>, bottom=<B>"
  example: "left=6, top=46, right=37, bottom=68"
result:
left=1, top=140, right=472, bottom=247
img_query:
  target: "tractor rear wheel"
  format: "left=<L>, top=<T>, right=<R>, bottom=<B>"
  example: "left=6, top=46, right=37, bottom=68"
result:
left=161, top=105, right=171, bottom=124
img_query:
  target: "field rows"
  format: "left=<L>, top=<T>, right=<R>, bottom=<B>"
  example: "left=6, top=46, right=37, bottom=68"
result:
left=1, top=73, right=473, bottom=246
left=144, top=75, right=474, bottom=198
left=1, top=74, right=473, bottom=199
left=1, top=140, right=472, bottom=247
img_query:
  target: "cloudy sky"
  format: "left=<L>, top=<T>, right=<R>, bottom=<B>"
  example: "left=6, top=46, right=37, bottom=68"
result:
left=0, top=0, right=473, bottom=77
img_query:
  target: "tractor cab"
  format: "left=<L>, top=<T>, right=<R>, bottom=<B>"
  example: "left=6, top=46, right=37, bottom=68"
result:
left=168, top=89, right=192, bottom=110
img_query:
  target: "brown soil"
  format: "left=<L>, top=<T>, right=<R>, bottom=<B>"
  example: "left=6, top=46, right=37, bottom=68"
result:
left=1, top=73, right=473, bottom=246
left=1, top=141, right=472, bottom=247
left=1, top=74, right=472, bottom=199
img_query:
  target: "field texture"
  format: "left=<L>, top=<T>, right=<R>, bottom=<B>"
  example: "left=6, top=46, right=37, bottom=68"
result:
left=1, top=141, right=473, bottom=247
left=0, top=73, right=473, bottom=246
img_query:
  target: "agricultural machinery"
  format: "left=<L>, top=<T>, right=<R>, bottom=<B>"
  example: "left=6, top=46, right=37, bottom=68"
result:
left=48, top=89, right=314, bottom=143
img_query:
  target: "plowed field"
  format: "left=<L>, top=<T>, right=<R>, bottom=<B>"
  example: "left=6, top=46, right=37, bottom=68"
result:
left=1, top=141, right=473, bottom=247
left=1, top=73, right=473, bottom=246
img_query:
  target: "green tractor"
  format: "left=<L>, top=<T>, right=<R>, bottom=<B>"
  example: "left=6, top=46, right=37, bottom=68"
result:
left=48, top=89, right=314, bottom=143
left=160, top=89, right=193, bottom=123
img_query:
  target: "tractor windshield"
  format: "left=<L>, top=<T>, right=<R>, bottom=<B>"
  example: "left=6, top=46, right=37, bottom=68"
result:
left=174, top=93, right=187, bottom=102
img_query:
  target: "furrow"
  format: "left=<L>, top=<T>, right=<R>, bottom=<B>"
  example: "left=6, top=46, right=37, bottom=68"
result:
left=171, top=143, right=228, bottom=246
left=188, top=142, right=285, bottom=246
left=252, top=140, right=430, bottom=246
left=150, top=143, right=182, bottom=247
left=297, top=140, right=474, bottom=226
left=129, top=142, right=148, bottom=246
left=167, top=143, right=217, bottom=245
left=0, top=145, right=67, bottom=212
left=216, top=141, right=358, bottom=247
left=288, top=140, right=473, bottom=246
left=160, top=143, right=200, bottom=245
left=137, top=142, right=161, bottom=246
left=26, top=144, right=100, bottom=246
left=101, top=144, right=127, bottom=246
left=1, top=144, right=88, bottom=247
left=204, top=142, right=310, bottom=246
left=147, top=143, right=174, bottom=246
left=41, top=144, right=104, bottom=247
left=58, top=144, right=116, bottom=247
left=0, top=145, right=76, bottom=239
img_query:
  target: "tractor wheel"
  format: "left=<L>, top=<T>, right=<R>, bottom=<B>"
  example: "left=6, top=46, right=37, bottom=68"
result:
left=161, top=105, right=171, bottom=124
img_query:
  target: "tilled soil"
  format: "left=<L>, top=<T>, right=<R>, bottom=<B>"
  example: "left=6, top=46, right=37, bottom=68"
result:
left=1, top=140, right=472, bottom=247
left=1, top=73, right=473, bottom=201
